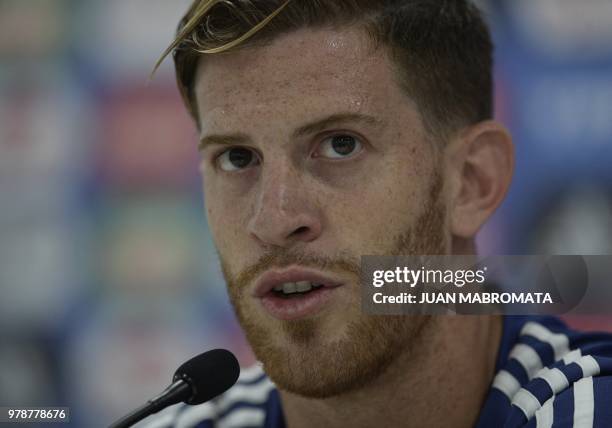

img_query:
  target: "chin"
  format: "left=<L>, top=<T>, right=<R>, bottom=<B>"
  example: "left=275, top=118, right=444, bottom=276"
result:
left=237, top=302, right=431, bottom=398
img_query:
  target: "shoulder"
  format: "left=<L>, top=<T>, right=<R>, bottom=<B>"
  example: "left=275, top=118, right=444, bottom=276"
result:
left=140, top=364, right=278, bottom=428
left=490, top=316, right=612, bottom=428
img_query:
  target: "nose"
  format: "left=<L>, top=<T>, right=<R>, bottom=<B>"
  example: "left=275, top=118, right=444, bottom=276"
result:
left=247, top=163, right=322, bottom=248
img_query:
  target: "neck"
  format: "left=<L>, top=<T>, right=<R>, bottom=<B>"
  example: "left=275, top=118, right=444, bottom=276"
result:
left=280, top=315, right=502, bottom=428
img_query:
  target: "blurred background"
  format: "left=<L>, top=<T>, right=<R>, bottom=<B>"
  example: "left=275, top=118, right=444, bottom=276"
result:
left=0, top=0, right=611, bottom=426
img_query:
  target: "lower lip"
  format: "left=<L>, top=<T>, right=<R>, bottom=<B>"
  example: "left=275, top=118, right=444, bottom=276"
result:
left=259, top=287, right=338, bottom=321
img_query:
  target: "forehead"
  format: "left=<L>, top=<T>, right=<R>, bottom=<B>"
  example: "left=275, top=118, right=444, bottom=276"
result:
left=193, top=27, right=416, bottom=132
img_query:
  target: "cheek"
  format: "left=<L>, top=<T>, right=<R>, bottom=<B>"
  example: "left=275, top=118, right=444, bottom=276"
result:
left=204, top=185, right=247, bottom=253
left=325, top=164, right=429, bottom=249
left=204, top=168, right=251, bottom=213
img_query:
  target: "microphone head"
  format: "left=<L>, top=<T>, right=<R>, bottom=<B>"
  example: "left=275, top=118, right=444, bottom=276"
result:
left=173, top=349, right=240, bottom=405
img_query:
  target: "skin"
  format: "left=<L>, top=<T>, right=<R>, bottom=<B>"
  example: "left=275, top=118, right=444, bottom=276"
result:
left=193, top=26, right=514, bottom=428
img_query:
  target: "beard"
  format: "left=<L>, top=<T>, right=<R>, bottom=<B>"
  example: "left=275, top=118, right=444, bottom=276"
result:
left=220, top=171, right=446, bottom=398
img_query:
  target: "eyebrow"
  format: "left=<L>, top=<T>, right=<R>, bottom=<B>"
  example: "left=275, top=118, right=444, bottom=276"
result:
left=198, top=112, right=384, bottom=151
left=292, top=112, right=385, bottom=139
left=198, top=133, right=249, bottom=151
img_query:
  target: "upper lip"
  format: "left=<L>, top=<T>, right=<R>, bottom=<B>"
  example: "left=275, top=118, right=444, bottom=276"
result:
left=252, top=266, right=343, bottom=297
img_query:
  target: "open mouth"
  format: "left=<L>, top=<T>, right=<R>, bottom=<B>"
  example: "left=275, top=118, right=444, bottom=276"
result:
left=252, top=266, right=345, bottom=320
left=271, top=281, right=325, bottom=298
left=261, top=283, right=337, bottom=320
left=253, top=268, right=344, bottom=320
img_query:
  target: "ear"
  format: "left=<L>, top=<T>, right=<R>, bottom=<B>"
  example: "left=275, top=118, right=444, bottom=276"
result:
left=446, top=120, right=514, bottom=239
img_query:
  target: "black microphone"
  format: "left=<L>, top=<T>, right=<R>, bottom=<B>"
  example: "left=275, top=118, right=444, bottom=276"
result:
left=109, top=349, right=240, bottom=428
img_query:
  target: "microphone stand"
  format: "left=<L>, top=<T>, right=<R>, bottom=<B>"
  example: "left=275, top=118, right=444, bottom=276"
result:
left=109, top=380, right=191, bottom=428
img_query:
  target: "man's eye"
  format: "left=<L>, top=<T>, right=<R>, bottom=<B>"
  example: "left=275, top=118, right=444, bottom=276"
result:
left=217, top=147, right=259, bottom=171
left=317, top=135, right=363, bottom=159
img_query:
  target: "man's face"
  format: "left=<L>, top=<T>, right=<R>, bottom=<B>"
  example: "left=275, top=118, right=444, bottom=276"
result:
left=194, top=27, right=449, bottom=397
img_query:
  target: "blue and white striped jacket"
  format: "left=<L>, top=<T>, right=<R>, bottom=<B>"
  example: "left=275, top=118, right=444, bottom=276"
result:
left=143, top=316, right=612, bottom=428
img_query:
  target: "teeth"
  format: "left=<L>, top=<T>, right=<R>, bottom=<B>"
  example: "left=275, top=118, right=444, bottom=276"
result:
left=282, top=282, right=297, bottom=293
left=274, top=281, right=323, bottom=295
left=296, top=281, right=311, bottom=292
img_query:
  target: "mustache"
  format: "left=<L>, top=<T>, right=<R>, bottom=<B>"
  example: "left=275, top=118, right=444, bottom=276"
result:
left=222, top=248, right=361, bottom=292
